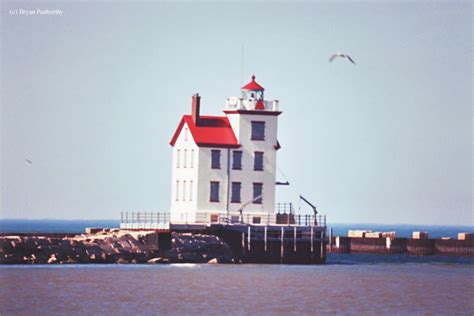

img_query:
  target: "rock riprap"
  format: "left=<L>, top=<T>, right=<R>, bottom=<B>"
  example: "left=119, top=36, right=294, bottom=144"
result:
left=166, top=233, right=233, bottom=263
left=0, top=231, right=233, bottom=264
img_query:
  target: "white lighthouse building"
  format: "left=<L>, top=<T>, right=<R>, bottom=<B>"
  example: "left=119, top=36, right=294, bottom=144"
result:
left=169, top=76, right=281, bottom=224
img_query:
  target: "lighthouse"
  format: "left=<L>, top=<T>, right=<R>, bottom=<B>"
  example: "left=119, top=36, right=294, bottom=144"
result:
left=120, top=75, right=327, bottom=264
left=169, top=76, right=281, bottom=224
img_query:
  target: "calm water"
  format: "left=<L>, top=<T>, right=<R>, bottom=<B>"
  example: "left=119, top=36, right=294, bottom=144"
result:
left=1, top=255, right=473, bottom=315
left=1, top=220, right=473, bottom=314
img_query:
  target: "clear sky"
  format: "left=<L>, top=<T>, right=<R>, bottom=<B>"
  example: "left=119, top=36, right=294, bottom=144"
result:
left=1, top=1, right=472, bottom=225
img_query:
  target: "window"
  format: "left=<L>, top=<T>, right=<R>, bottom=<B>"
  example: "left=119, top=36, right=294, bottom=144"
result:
left=254, top=152, right=264, bottom=171
left=175, top=181, right=179, bottom=201
left=253, top=183, right=263, bottom=204
left=211, top=150, right=221, bottom=169
left=184, top=128, right=188, bottom=141
left=210, top=181, right=220, bottom=202
left=252, top=217, right=261, bottom=224
left=231, top=182, right=241, bottom=203
left=189, top=181, right=193, bottom=201
left=183, top=149, right=187, bottom=168
left=183, top=180, right=186, bottom=201
left=177, top=150, right=180, bottom=168
left=232, top=151, right=242, bottom=170
left=190, top=149, right=194, bottom=168
left=251, top=121, right=265, bottom=140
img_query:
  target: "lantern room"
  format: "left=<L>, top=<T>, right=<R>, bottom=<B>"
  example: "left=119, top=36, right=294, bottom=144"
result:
left=241, top=75, right=265, bottom=101
left=225, top=75, right=280, bottom=112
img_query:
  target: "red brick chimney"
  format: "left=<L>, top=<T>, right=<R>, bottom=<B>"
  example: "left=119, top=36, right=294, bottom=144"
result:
left=192, top=93, right=201, bottom=126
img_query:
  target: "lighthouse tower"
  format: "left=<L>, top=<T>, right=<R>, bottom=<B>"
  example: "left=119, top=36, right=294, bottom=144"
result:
left=169, top=76, right=281, bottom=224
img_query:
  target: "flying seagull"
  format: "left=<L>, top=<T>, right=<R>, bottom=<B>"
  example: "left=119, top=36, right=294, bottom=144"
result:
left=25, top=159, right=32, bottom=164
left=329, top=52, right=356, bottom=65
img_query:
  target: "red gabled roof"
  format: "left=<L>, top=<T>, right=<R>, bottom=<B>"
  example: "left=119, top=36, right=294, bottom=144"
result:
left=170, top=115, right=240, bottom=148
left=242, top=75, right=264, bottom=91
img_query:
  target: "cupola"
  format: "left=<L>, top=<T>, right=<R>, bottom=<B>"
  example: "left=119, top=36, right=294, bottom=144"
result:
left=242, top=75, right=265, bottom=104
left=225, top=75, right=279, bottom=112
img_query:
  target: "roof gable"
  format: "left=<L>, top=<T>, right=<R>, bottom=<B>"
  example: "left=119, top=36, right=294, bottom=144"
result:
left=170, top=115, right=240, bottom=148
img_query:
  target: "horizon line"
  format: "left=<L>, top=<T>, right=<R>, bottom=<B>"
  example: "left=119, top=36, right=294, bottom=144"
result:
left=0, top=218, right=472, bottom=228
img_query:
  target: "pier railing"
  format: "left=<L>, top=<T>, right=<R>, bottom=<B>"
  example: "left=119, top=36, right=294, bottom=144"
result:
left=199, top=212, right=326, bottom=228
left=120, top=211, right=170, bottom=230
left=120, top=211, right=326, bottom=229
left=275, top=202, right=295, bottom=214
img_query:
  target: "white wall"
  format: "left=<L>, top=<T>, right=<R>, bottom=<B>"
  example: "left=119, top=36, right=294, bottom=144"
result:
left=226, top=113, right=279, bottom=215
left=196, top=147, right=230, bottom=212
left=170, top=112, right=280, bottom=223
left=169, top=122, right=199, bottom=223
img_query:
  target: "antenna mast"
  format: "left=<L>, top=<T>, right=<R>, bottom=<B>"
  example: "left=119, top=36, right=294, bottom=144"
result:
left=240, top=43, right=244, bottom=87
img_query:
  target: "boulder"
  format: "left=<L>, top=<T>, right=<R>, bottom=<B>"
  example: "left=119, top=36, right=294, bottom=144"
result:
left=165, top=233, right=233, bottom=263
left=348, top=230, right=371, bottom=238
left=458, top=233, right=473, bottom=241
left=47, top=254, right=58, bottom=264
left=413, top=231, right=429, bottom=239
left=365, top=232, right=382, bottom=238
left=147, top=257, right=163, bottom=264
left=85, top=228, right=103, bottom=234
left=382, top=231, right=397, bottom=239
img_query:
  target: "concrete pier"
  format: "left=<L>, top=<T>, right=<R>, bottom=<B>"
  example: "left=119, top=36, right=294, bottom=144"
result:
left=119, top=211, right=328, bottom=264
left=186, top=224, right=327, bottom=264
left=328, top=236, right=473, bottom=256
left=406, top=239, right=435, bottom=256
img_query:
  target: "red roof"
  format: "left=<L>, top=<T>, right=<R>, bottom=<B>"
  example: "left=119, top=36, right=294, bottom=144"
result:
left=255, top=100, right=265, bottom=110
left=170, top=115, right=240, bottom=148
left=242, top=75, right=264, bottom=91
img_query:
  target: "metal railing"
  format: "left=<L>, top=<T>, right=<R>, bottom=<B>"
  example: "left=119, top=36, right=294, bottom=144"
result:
left=121, top=211, right=170, bottom=224
left=120, top=211, right=326, bottom=228
left=275, top=202, right=294, bottom=214
left=197, top=212, right=326, bottom=227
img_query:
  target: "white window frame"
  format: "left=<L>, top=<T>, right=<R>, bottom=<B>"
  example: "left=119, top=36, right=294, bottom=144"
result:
left=183, top=180, right=187, bottom=201
left=177, top=149, right=181, bottom=168
left=175, top=181, right=179, bottom=201
left=190, top=149, right=194, bottom=168
left=189, top=180, right=193, bottom=201
left=184, top=149, right=187, bottom=168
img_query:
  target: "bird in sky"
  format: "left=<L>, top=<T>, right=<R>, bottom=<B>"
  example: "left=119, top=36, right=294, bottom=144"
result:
left=329, top=52, right=356, bottom=65
left=25, top=159, right=32, bottom=164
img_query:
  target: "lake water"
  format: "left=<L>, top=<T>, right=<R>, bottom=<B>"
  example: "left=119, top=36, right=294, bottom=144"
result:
left=1, top=219, right=472, bottom=238
left=1, top=254, right=473, bottom=315
left=1, top=220, right=473, bottom=314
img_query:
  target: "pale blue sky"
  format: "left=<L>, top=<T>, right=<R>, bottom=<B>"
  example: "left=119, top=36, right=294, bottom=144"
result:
left=1, top=1, right=472, bottom=225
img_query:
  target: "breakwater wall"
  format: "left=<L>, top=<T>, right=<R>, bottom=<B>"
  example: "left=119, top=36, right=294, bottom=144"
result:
left=1, top=226, right=327, bottom=264
left=0, top=231, right=235, bottom=264
left=328, top=237, right=474, bottom=256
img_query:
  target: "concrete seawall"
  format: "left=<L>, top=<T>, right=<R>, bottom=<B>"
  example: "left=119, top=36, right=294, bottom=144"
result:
left=204, top=226, right=326, bottom=264
left=219, top=233, right=325, bottom=264
left=329, top=237, right=473, bottom=256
